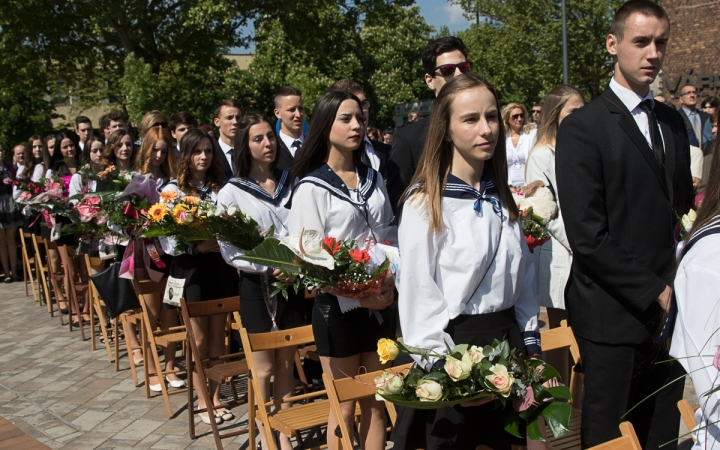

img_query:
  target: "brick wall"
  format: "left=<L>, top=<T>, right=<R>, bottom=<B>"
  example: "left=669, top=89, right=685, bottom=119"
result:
left=661, top=0, right=720, bottom=104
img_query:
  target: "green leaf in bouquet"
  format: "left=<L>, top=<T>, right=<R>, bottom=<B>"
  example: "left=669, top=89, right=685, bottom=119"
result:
left=544, top=385, right=572, bottom=401
left=539, top=363, right=562, bottom=383
left=504, top=411, right=523, bottom=438
left=451, top=344, right=468, bottom=355
left=527, top=415, right=547, bottom=441
left=378, top=391, right=494, bottom=410
left=422, top=371, right=449, bottom=382
left=497, top=340, right=510, bottom=360
left=233, top=238, right=304, bottom=274
left=396, top=341, right=431, bottom=361
left=540, top=401, right=572, bottom=438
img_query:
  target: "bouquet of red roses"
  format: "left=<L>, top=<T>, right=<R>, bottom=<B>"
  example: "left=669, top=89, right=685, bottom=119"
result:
left=511, top=181, right=558, bottom=251
left=235, top=229, right=393, bottom=301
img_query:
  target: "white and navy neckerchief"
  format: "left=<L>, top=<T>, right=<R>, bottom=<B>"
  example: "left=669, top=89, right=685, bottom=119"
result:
left=226, top=169, right=290, bottom=206
left=167, top=179, right=213, bottom=201
left=443, top=173, right=502, bottom=218
left=291, top=163, right=378, bottom=207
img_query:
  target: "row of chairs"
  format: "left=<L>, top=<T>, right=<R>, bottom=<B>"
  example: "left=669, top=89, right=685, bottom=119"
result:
left=16, top=229, right=696, bottom=449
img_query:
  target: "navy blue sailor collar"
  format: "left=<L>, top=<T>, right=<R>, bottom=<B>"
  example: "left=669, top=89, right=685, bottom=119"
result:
left=292, top=163, right=377, bottom=206
left=226, top=168, right=291, bottom=206
left=444, top=172, right=502, bottom=217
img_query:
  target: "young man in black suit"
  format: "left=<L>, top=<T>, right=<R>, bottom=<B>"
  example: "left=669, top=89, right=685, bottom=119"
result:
left=328, top=79, right=391, bottom=179
left=385, top=36, right=471, bottom=210
left=555, top=1, right=694, bottom=448
left=212, top=99, right=242, bottom=179
left=273, top=86, right=305, bottom=171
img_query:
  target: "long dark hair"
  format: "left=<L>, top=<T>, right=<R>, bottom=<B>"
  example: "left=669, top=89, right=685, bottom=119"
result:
left=176, top=128, right=225, bottom=194
left=100, top=129, right=136, bottom=170
left=404, top=73, right=518, bottom=232
left=291, top=90, right=364, bottom=181
left=21, top=135, right=46, bottom=179
left=48, top=131, right=81, bottom=175
left=233, top=113, right=278, bottom=178
left=689, top=139, right=720, bottom=238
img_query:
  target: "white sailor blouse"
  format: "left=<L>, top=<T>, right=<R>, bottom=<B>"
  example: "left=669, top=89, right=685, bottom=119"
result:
left=287, top=163, right=394, bottom=243
left=398, top=172, right=541, bottom=363
left=217, top=169, right=293, bottom=273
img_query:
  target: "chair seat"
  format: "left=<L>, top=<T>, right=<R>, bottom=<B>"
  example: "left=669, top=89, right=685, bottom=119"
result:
left=269, top=400, right=360, bottom=437
left=548, top=408, right=582, bottom=450
left=154, top=330, right=187, bottom=347
left=205, top=360, right=248, bottom=382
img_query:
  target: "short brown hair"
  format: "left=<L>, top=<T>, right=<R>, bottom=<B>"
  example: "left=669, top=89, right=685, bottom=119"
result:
left=610, top=0, right=669, bottom=41
left=329, top=79, right=364, bottom=96
left=107, top=109, right=128, bottom=124
left=274, top=86, right=302, bottom=109
left=213, top=99, right=242, bottom=119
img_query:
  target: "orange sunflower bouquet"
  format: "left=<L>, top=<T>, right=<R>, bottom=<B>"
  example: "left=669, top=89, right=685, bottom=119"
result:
left=139, top=192, right=217, bottom=253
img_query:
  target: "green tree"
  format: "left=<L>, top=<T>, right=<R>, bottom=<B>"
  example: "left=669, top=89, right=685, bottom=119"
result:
left=454, top=0, right=623, bottom=104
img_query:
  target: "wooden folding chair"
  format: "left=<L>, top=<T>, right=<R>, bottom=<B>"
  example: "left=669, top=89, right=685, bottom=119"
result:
left=322, top=363, right=413, bottom=450
left=116, top=307, right=144, bottom=386
left=240, top=324, right=339, bottom=450
left=181, top=296, right=248, bottom=449
left=542, top=319, right=583, bottom=450
left=132, top=278, right=187, bottom=418
left=83, top=254, right=114, bottom=359
left=56, top=245, right=90, bottom=340
left=19, top=229, right=39, bottom=302
left=678, top=399, right=699, bottom=442
left=32, top=235, right=56, bottom=315
left=42, top=238, right=67, bottom=321
left=587, top=422, right=642, bottom=450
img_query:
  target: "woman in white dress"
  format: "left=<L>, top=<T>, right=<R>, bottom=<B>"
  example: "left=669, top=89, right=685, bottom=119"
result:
left=393, top=73, right=541, bottom=449
left=525, top=85, right=584, bottom=384
left=502, top=102, right=536, bottom=187
left=288, top=90, right=395, bottom=450
left=670, top=141, right=720, bottom=449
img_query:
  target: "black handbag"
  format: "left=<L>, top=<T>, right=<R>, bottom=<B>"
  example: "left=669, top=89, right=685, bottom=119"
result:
left=90, top=263, right=140, bottom=319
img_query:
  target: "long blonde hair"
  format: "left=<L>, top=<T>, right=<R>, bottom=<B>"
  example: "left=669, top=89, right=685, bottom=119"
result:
left=501, top=102, right=528, bottom=136
left=534, top=85, right=584, bottom=149
left=404, top=73, right=518, bottom=232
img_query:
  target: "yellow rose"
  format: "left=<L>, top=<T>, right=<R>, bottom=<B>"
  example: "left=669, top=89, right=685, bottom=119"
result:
left=416, top=379, right=443, bottom=402
left=377, top=338, right=399, bottom=364
left=485, top=364, right=515, bottom=397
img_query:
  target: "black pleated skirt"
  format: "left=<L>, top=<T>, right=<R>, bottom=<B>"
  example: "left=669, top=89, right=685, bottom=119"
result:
left=169, top=252, right=239, bottom=303
left=390, top=307, right=527, bottom=450
left=311, top=292, right=396, bottom=358
left=239, top=272, right=305, bottom=333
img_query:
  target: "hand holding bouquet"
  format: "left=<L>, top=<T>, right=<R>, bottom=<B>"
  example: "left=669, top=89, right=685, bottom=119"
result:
left=375, top=338, right=572, bottom=441
left=511, top=181, right=558, bottom=251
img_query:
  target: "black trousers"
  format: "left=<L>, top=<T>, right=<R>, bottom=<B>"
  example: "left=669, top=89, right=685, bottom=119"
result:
left=576, top=336, right=685, bottom=449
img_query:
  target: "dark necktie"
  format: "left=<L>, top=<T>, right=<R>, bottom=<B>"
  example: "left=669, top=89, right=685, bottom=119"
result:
left=292, top=140, right=302, bottom=151
left=638, top=99, right=665, bottom=165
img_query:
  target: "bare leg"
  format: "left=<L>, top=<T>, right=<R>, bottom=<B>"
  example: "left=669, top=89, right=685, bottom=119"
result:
left=321, top=355, right=361, bottom=450
left=5, top=228, right=17, bottom=279
left=252, top=346, right=297, bottom=450
left=206, top=314, right=227, bottom=408
left=358, top=352, right=388, bottom=450
left=189, top=316, right=211, bottom=417
left=0, top=228, right=10, bottom=280
left=144, top=291, right=164, bottom=386
left=160, top=307, right=180, bottom=382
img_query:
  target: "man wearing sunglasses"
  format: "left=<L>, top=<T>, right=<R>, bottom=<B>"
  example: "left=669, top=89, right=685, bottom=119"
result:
left=386, top=36, right=470, bottom=211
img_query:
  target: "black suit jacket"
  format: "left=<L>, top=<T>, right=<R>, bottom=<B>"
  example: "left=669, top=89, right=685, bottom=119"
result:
left=360, top=139, right=391, bottom=180
left=275, top=138, right=295, bottom=172
left=555, top=86, right=694, bottom=345
left=214, top=139, right=233, bottom=180
left=679, top=108, right=710, bottom=147
left=385, top=119, right=430, bottom=212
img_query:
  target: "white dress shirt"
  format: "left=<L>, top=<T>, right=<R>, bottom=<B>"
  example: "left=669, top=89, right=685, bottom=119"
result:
left=398, top=174, right=539, bottom=364
left=364, top=136, right=381, bottom=172
left=669, top=226, right=720, bottom=449
left=609, top=78, right=665, bottom=150
left=218, top=138, right=234, bottom=174
left=505, top=128, right=536, bottom=186
left=278, top=130, right=304, bottom=158
left=217, top=170, right=293, bottom=273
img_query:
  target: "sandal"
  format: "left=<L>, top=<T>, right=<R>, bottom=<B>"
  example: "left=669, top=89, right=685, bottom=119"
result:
left=4, top=277, right=11, bottom=283
left=132, top=349, right=144, bottom=365
left=200, top=412, right=222, bottom=425
left=215, top=408, right=234, bottom=421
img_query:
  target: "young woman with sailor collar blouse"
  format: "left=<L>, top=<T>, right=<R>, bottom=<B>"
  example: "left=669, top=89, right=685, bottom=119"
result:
left=287, top=90, right=395, bottom=450
left=217, top=113, right=304, bottom=450
left=392, top=73, right=542, bottom=450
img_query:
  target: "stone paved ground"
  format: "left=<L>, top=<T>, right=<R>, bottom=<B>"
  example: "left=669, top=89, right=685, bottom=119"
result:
left=0, top=279, right=698, bottom=449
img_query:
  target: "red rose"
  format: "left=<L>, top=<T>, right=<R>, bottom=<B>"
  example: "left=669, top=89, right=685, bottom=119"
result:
left=349, top=248, right=370, bottom=264
left=12, top=181, right=19, bottom=186
left=28, top=183, right=35, bottom=188
left=34, top=188, right=41, bottom=194
left=323, top=237, right=341, bottom=255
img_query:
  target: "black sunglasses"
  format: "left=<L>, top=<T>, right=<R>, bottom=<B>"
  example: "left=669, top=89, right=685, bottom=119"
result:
left=532, top=109, right=542, bottom=114
left=511, top=113, right=524, bottom=120
left=153, top=122, right=169, bottom=128
left=432, top=62, right=472, bottom=77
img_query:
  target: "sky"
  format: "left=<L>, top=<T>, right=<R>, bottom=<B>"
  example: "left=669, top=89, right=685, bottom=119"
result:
left=232, top=0, right=472, bottom=54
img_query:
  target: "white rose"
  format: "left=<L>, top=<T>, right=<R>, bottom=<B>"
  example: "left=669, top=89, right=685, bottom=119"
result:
left=385, top=374, right=404, bottom=395
left=416, top=379, right=443, bottom=402
left=485, top=364, right=515, bottom=398
left=444, top=355, right=472, bottom=382
left=468, top=345, right=484, bottom=364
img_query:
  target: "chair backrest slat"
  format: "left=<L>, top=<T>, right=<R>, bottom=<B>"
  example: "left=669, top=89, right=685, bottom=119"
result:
left=329, top=363, right=413, bottom=403
left=183, top=296, right=240, bottom=319
left=245, top=325, right=316, bottom=351
left=132, top=278, right=167, bottom=296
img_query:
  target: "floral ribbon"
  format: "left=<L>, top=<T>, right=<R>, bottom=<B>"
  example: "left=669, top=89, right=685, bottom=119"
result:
left=118, top=237, right=166, bottom=282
